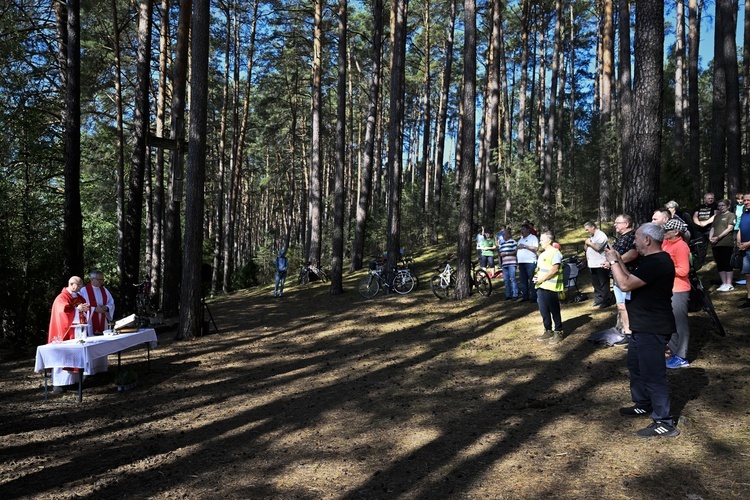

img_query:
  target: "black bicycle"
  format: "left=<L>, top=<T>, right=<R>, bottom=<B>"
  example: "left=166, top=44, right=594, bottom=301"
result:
left=689, top=269, right=726, bottom=336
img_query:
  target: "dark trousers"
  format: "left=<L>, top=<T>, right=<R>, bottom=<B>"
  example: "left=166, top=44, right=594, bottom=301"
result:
left=537, top=288, right=562, bottom=331
left=627, top=331, right=673, bottom=423
left=518, top=263, right=537, bottom=301
left=590, top=267, right=612, bottom=305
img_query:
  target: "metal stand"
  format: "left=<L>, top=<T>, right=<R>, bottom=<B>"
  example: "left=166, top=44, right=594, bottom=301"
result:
left=202, top=298, right=219, bottom=334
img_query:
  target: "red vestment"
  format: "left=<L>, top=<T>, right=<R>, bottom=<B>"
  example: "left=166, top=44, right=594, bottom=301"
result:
left=83, top=283, right=109, bottom=333
left=47, top=288, right=86, bottom=344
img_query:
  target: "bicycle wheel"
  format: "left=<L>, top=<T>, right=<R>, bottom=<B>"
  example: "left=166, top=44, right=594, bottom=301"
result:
left=473, top=269, right=493, bottom=297
left=392, top=272, right=415, bottom=294
left=430, top=274, right=452, bottom=299
left=698, top=285, right=726, bottom=336
left=358, top=274, right=380, bottom=299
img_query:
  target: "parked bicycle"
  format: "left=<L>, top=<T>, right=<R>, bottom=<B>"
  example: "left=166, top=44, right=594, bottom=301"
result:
left=430, top=255, right=492, bottom=299
left=298, top=262, right=329, bottom=285
left=358, top=259, right=416, bottom=298
left=688, top=237, right=726, bottom=336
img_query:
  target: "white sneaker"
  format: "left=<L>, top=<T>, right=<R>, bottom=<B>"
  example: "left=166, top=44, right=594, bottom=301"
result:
left=725, top=285, right=734, bottom=291
left=716, top=284, right=729, bottom=292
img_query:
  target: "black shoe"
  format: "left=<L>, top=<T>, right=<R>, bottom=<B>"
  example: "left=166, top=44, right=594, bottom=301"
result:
left=739, top=300, right=750, bottom=309
left=599, top=301, right=612, bottom=309
left=518, top=298, right=528, bottom=302
left=619, top=405, right=652, bottom=417
left=636, top=421, right=680, bottom=438
left=52, top=386, right=65, bottom=395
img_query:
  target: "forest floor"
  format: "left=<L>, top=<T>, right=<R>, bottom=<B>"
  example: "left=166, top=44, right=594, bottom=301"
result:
left=1, top=252, right=749, bottom=499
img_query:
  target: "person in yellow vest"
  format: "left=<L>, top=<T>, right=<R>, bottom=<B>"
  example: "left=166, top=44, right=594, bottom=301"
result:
left=534, top=231, right=565, bottom=345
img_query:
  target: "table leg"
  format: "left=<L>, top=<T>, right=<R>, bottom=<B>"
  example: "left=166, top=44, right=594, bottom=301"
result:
left=77, top=371, right=83, bottom=403
left=43, top=370, right=49, bottom=402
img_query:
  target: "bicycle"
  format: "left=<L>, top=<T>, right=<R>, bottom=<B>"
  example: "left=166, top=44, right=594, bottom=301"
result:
left=430, top=255, right=492, bottom=299
left=357, top=260, right=416, bottom=298
left=298, top=263, right=329, bottom=285
left=688, top=237, right=726, bottom=336
left=689, top=269, right=726, bottom=336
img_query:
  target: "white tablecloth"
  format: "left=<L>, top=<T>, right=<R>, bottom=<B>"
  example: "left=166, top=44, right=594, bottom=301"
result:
left=35, top=329, right=157, bottom=375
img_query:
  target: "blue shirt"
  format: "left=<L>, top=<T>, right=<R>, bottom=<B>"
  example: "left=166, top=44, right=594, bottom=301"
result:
left=740, top=209, right=750, bottom=243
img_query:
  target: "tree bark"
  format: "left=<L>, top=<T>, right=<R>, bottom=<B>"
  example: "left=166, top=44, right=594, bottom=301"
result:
left=151, top=0, right=169, bottom=308
left=111, top=0, right=126, bottom=281
left=597, top=0, right=613, bottom=223
left=455, top=0, right=476, bottom=301
left=688, top=0, right=702, bottom=201
left=58, top=0, right=84, bottom=280
left=351, top=0, right=383, bottom=270
left=431, top=0, right=457, bottom=243
left=122, top=0, right=153, bottom=314
left=709, top=1, right=726, bottom=196
left=618, top=0, right=633, bottom=211
left=721, top=0, right=741, bottom=197
left=163, top=0, right=191, bottom=316
left=330, top=0, right=347, bottom=295
left=307, top=0, right=324, bottom=267
left=177, top=0, right=210, bottom=340
left=386, top=0, right=408, bottom=276
left=674, top=0, right=687, bottom=177
left=623, top=0, right=663, bottom=224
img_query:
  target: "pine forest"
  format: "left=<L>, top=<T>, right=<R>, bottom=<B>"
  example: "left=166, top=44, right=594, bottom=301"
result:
left=1, top=0, right=749, bottom=346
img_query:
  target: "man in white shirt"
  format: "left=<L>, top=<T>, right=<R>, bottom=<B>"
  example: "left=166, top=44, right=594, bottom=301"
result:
left=517, top=223, right=539, bottom=302
left=584, top=221, right=612, bottom=308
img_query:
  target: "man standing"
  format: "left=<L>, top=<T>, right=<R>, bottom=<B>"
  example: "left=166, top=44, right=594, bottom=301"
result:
left=48, top=276, right=90, bottom=392
left=692, top=192, right=718, bottom=240
left=534, top=232, right=565, bottom=345
left=736, top=193, right=750, bottom=309
left=80, top=270, right=115, bottom=334
left=499, top=228, right=518, bottom=300
left=80, top=270, right=115, bottom=375
left=605, top=223, right=680, bottom=437
left=516, top=223, right=539, bottom=302
left=274, top=249, right=289, bottom=297
left=583, top=221, right=612, bottom=308
left=602, top=215, right=639, bottom=341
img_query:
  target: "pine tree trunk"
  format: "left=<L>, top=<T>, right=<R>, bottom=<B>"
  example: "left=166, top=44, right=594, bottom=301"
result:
left=177, top=0, right=210, bottom=340
left=351, top=0, right=383, bottom=270
left=122, top=0, right=153, bottom=314
left=624, top=0, right=663, bottom=224
left=456, top=0, right=476, bottom=301
left=330, top=0, right=347, bottom=295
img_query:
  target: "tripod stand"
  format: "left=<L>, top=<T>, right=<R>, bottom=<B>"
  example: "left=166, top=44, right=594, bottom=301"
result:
left=201, top=298, right=219, bottom=335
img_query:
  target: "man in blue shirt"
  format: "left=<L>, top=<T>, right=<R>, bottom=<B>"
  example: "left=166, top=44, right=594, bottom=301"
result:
left=736, top=193, right=750, bottom=309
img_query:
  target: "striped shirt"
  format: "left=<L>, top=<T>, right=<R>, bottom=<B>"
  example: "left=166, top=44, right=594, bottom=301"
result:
left=499, top=238, right=518, bottom=266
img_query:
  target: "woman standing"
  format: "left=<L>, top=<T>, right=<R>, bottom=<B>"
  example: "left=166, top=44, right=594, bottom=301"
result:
left=662, top=219, right=692, bottom=369
left=709, top=199, right=737, bottom=291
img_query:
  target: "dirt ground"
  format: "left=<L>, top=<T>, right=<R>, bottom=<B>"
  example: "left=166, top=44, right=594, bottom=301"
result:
left=1, top=265, right=749, bottom=499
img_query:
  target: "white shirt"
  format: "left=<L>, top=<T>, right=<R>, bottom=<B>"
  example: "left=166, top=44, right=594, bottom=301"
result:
left=517, top=234, right=539, bottom=264
left=586, top=229, right=608, bottom=268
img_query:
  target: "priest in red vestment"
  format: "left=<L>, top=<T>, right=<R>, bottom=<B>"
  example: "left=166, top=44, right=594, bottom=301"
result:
left=48, top=276, right=90, bottom=390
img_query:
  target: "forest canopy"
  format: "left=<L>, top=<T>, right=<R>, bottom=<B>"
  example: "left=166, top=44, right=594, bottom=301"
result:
left=0, top=0, right=747, bottom=347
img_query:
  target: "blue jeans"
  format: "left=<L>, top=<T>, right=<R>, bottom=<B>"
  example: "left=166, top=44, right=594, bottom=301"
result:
left=537, top=288, right=562, bottom=331
left=503, top=265, right=518, bottom=298
left=274, top=271, right=287, bottom=296
left=518, top=262, right=537, bottom=300
left=627, top=331, right=673, bottom=423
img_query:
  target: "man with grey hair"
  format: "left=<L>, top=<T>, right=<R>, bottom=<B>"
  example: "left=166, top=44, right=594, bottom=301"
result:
left=80, top=269, right=115, bottom=375
left=605, top=223, right=680, bottom=437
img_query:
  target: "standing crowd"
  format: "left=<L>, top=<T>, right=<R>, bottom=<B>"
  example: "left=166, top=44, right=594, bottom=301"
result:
left=475, top=191, right=750, bottom=438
